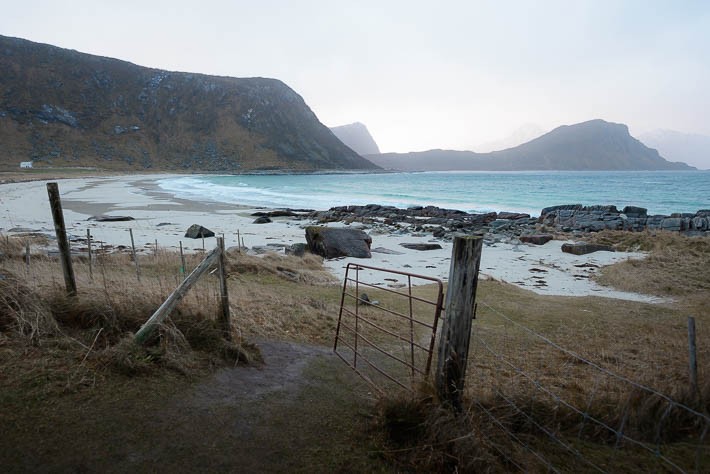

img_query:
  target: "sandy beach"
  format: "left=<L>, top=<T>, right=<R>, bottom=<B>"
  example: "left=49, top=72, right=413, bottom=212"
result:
left=0, top=175, right=662, bottom=303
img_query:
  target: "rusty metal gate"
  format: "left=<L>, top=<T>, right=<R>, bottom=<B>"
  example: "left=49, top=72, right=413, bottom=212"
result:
left=333, top=263, right=445, bottom=391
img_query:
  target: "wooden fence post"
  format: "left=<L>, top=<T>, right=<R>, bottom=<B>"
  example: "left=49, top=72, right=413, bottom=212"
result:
left=129, top=228, right=141, bottom=281
left=46, top=182, right=77, bottom=296
left=25, top=239, right=31, bottom=279
left=435, top=234, right=483, bottom=410
left=217, top=237, right=232, bottom=341
left=86, top=229, right=93, bottom=280
left=179, top=240, right=186, bottom=280
left=135, top=246, right=221, bottom=345
left=689, top=316, right=698, bottom=394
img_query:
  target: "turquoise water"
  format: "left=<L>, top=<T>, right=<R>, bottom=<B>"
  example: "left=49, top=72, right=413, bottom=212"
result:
left=158, top=171, right=710, bottom=216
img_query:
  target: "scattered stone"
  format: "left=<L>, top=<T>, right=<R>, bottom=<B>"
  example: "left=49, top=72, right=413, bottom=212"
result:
left=156, top=222, right=175, bottom=227
left=305, top=226, right=372, bottom=259
left=285, top=243, right=308, bottom=257
left=371, top=247, right=405, bottom=255
left=251, top=210, right=299, bottom=218
left=520, top=234, right=553, bottom=245
left=359, top=293, right=370, bottom=305
left=87, top=215, right=134, bottom=222
left=253, top=216, right=273, bottom=224
left=184, top=224, right=215, bottom=239
left=399, top=243, right=443, bottom=251
left=561, top=242, right=615, bottom=255
left=529, top=268, right=548, bottom=273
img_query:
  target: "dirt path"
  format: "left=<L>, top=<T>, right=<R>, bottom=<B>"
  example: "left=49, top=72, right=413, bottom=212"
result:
left=2, top=340, right=393, bottom=473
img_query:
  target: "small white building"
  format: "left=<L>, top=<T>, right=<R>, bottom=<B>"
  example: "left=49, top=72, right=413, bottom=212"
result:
left=20, top=161, right=33, bottom=169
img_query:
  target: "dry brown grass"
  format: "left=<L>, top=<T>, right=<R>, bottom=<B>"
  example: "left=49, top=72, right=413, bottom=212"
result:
left=585, top=230, right=710, bottom=301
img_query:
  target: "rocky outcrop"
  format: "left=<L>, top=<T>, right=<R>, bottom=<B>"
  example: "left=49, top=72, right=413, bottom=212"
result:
left=305, top=226, right=372, bottom=259
left=539, top=205, right=710, bottom=235
left=0, top=35, right=378, bottom=172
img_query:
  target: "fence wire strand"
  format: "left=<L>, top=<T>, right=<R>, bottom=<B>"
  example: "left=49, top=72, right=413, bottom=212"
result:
left=466, top=299, right=709, bottom=473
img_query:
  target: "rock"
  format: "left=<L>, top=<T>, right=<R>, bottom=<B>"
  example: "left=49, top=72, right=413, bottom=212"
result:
left=184, top=224, right=215, bottom=239
left=622, top=206, right=647, bottom=217
left=305, top=226, right=372, bottom=259
left=156, top=222, right=175, bottom=227
left=561, top=242, right=615, bottom=255
left=285, top=243, right=308, bottom=257
left=692, top=217, right=708, bottom=231
left=251, top=210, right=299, bottom=218
left=520, top=234, right=553, bottom=245
left=371, top=247, right=405, bottom=255
left=399, top=243, right=443, bottom=251
left=661, top=217, right=682, bottom=231
left=497, top=212, right=531, bottom=220
left=87, top=215, right=135, bottom=222
left=253, top=216, right=272, bottom=224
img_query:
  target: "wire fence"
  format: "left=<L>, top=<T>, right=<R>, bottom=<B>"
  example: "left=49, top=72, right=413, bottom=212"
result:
left=467, top=299, right=710, bottom=473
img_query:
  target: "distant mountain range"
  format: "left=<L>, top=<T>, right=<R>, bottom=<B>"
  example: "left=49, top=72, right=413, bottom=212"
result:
left=474, top=123, right=546, bottom=153
left=329, top=122, right=380, bottom=156
left=638, top=129, right=710, bottom=170
left=0, top=35, right=377, bottom=172
left=366, top=120, right=694, bottom=171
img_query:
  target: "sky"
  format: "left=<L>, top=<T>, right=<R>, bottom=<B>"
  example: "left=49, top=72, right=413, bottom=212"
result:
left=2, top=0, right=709, bottom=153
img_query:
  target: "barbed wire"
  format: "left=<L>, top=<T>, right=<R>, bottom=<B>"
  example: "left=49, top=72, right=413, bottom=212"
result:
left=467, top=299, right=709, bottom=473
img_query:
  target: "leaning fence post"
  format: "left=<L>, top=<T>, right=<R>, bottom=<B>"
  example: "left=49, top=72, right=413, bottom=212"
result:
left=689, top=316, right=698, bottom=394
left=435, top=234, right=483, bottom=410
left=216, top=237, right=232, bottom=341
left=129, top=228, right=141, bottom=281
left=46, top=182, right=77, bottom=296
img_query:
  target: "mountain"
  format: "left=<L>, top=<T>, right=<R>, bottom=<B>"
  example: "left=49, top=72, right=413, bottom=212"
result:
left=366, top=120, right=694, bottom=171
left=329, top=122, right=380, bottom=155
left=475, top=123, right=545, bottom=152
left=638, top=129, right=710, bottom=170
left=0, top=35, right=377, bottom=172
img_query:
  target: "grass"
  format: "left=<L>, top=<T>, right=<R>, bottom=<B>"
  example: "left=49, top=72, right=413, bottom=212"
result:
left=2, top=230, right=710, bottom=472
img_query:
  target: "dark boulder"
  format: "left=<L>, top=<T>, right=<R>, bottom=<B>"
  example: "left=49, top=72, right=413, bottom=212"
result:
left=561, top=242, right=615, bottom=255
left=498, top=212, right=531, bottom=220
left=399, top=243, right=443, bottom=251
left=87, top=215, right=134, bottom=222
left=305, top=226, right=372, bottom=259
left=184, top=224, right=215, bottom=239
left=285, top=243, right=308, bottom=257
left=622, top=206, right=647, bottom=217
left=520, top=234, right=553, bottom=245
left=251, top=210, right=299, bottom=218
left=253, top=216, right=272, bottom=224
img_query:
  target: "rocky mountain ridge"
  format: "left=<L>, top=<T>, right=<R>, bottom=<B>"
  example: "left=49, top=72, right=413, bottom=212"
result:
left=0, top=35, right=377, bottom=172
left=366, top=120, right=694, bottom=171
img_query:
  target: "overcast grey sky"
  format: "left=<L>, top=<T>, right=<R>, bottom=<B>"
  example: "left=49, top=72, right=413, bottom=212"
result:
left=2, top=0, right=709, bottom=152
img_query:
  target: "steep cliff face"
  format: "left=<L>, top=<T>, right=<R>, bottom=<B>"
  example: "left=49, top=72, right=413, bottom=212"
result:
left=329, top=122, right=380, bottom=155
left=0, top=35, right=378, bottom=171
left=367, top=120, right=694, bottom=171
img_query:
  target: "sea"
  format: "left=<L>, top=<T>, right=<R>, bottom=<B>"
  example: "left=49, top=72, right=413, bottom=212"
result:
left=157, top=170, right=710, bottom=217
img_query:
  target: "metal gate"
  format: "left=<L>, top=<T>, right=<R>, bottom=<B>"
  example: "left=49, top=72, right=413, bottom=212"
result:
left=333, top=263, right=445, bottom=391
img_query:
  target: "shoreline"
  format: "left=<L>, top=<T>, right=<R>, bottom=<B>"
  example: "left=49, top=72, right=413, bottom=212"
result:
left=0, top=174, right=670, bottom=303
